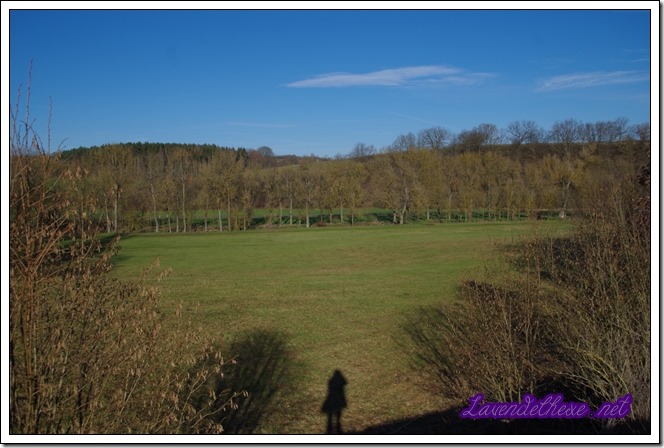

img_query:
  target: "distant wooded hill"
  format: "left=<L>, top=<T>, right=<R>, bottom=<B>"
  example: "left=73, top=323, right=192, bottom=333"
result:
left=43, top=117, right=650, bottom=233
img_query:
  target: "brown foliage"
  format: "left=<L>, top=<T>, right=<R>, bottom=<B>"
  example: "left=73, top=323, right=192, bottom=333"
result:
left=532, top=163, right=650, bottom=423
left=9, top=95, right=243, bottom=434
left=404, top=273, right=557, bottom=405
left=404, top=157, right=650, bottom=429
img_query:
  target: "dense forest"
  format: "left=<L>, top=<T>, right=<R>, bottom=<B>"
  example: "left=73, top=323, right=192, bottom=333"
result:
left=54, top=117, right=650, bottom=234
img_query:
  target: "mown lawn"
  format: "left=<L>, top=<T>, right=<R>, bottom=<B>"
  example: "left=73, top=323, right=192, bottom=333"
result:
left=110, top=221, right=561, bottom=434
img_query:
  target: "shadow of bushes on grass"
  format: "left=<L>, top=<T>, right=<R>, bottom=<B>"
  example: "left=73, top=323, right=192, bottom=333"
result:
left=222, top=329, right=296, bottom=434
left=182, top=328, right=296, bottom=434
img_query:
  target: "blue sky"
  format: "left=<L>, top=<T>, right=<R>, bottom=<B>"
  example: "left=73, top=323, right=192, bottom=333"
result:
left=7, top=6, right=654, bottom=157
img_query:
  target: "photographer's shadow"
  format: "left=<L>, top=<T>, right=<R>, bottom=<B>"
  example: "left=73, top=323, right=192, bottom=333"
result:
left=321, top=370, right=348, bottom=434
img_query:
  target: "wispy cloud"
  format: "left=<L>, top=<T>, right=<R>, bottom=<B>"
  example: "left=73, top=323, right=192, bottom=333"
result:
left=537, top=71, right=648, bottom=91
left=286, top=65, right=489, bottom=88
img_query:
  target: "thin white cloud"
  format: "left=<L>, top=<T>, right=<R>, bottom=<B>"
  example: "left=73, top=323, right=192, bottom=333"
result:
left=537, top=71, right=648, bottom=91
left=286, top=65, right=489, bottom=88
left=429, top=72, right=495, bottom=86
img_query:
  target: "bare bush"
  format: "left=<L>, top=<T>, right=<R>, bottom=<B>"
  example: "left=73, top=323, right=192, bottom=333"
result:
left=530, top=166, right=650, bottom=425
left=9, top=83, right=242, bottom=434
left=404, top=155, right=650, bottom=431
left=404, top=271, right=557, bottom=405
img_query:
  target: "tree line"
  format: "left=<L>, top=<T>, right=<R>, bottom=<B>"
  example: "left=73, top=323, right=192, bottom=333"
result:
left=54, top=117, right=649, bottom=234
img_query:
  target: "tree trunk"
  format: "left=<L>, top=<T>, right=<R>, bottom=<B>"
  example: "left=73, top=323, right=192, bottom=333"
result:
left=181, top=182, right=187, bottom=232
left=399, top=200, right=407, bottom=225
left=218, top=209, right=223, bottom=232
left=150, top=183, right=159, bottom=232
left=561, top=180, right=571, bottom=218
left=227, top=198, right=232, bottom=231
left=402, top=185, right=409, bottom=225
left=104, top=199, right=111, bottom=233
left=447, top=188, right=453, bottom=222
left=289, top=197, right=293, bottom=226
left=113, top=186, right=119, bottom=233
left=305, top=206, right=310, bottom=228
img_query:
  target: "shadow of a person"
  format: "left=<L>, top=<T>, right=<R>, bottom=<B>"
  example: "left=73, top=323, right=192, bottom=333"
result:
left=321, top=370, right=347, bottom=434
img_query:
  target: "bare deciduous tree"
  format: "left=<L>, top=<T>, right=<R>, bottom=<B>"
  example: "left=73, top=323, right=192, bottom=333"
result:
left=506, top=120, right=543, bottom=147
left=140, top=151, right=165, bottom=232
left=455, top=123, right=501, bottom=151
left=549, top=118, right=582, bottom=153
left=632, top=122, right=650, bottom=143
left=256, top=145, right=274, bottom=158
left=417, top=126, right=451, bottom=151
left=349, top=142, right=376, bottom=159
left=388, top=132, right=417, bottom=152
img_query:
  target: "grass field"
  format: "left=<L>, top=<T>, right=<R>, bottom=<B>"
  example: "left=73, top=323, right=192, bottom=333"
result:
left=110, top=221, right=561, bottom=434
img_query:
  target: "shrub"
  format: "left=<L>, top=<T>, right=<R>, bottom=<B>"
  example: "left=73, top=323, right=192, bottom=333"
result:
left=9, top=88, right=242, bottom=434
left=531, top=165, right=650, bottom=425
left=404, top=273, right=558, bottom=405
left=404, top=155, right=650, bottom=431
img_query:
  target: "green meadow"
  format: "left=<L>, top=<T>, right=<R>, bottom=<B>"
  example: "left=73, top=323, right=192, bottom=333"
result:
left=111, top=221, right=556, bottom=434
